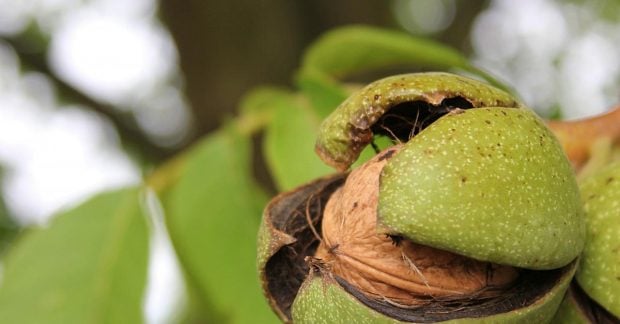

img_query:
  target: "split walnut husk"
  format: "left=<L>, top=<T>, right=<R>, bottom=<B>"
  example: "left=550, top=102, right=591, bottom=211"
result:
left=257, top=147, right=576, bottom=323
left=257, top=73, right=583, bottom=323
left=314, top=145, right=519, bottom=307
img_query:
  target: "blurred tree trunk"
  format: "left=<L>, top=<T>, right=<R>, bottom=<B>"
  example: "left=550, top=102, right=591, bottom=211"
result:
left=439, top=1, right=488, bottom=52
left=158, top=0, right=392, bottom=138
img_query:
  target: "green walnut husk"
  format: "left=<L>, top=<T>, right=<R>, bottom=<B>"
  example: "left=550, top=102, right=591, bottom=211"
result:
left=552, top=282, right=619, bottom=323
left=379, top=107, right=583, bottom=270
left=578, top=162, right=620, bottom=316
left=315, top=72, right=522, bottom=171
left=552, top=162, right=620, bottom=323
left=258, top=73, right=584, bottom=323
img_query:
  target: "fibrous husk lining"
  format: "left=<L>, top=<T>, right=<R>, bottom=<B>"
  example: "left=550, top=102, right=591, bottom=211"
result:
left=338, top=98, right=477, bottom=172
left=369, top=97, right=474, bottom=144
left=314, top=145, right=519, bottom=306
left=263, top=175, right=345, bottom=320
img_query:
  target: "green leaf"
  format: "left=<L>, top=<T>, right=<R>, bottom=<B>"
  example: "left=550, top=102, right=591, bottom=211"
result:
left=353, top=135, right=395, bottom=169
left=237, top=86, right=292, bottom=135
left=0, top=195, right=18, bottom=256
left=301, top=25, right=472, bottom=78
left=162, top=124, right=277, bottom=324
left=0, top=187, right=149, bottom=324
left=297, top=25, right=513, bottom=113
left=296, top=68, right=351, bottom=118
left=264, top=94, right=333, bottom=191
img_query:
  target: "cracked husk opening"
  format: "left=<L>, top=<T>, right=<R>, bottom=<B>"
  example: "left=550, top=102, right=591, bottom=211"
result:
left=313, top=145, right=519, bottom=306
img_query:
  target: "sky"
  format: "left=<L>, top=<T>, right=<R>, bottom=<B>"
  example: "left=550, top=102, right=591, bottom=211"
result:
left=0, top=0, right=619, bottom=322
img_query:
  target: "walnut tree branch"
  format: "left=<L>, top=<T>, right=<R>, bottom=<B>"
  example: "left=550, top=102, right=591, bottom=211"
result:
left=3, top=33, right=175, bottom=164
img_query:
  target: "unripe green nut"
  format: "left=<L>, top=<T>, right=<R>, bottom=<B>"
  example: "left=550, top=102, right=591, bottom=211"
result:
left=259, top=72, right=585, bottom=323
left=553, top=162, right=620, bottom=323
left=578, top=162, right=620, bottom=317
left=379, top=107, right=583, bottom=270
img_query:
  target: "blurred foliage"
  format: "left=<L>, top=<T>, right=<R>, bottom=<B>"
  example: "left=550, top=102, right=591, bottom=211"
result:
left=0, top=24, right=518, bottom=323
left=0, top=188, right=149, bottom=323
left=263, top=93, right=333, bottom=191
left=0, top=168, right=19, bottom=254
left=159, top=124, right=275, bottom=323
left=296, top=25, right=515, bottom=123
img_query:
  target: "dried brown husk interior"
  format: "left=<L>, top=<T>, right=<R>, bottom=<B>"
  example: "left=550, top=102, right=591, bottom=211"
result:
left=369, top=97, right=475, bottom=143
left=262, top=174, right=346, bottom=321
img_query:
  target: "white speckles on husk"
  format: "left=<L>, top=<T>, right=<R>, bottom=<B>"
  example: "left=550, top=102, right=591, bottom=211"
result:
left=379, top=108, right=584, bottom=270
left=577, top=162, right=620, bottom=317
left=292, top=276, right=399, bottom=324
